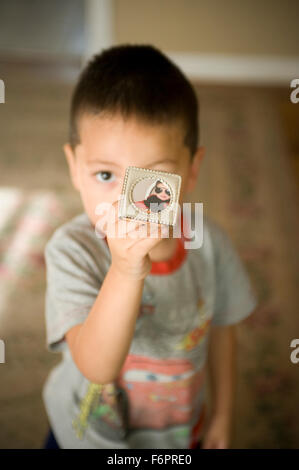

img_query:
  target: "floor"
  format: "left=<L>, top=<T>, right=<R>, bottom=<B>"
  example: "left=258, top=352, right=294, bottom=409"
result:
left=0, top=60, right=298, bottom=449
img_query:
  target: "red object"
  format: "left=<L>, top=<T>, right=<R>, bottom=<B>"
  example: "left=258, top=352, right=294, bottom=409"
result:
left=150, top=212, right=189, bottom=275
left=149, top=235, right=186, bottom=275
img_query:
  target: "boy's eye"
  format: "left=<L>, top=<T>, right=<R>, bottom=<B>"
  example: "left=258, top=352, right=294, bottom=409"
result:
left=95, top=171, right=115, bottom=183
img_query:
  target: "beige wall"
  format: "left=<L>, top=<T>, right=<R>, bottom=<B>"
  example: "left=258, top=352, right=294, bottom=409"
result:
left=115, top=0, right=299, bottom=56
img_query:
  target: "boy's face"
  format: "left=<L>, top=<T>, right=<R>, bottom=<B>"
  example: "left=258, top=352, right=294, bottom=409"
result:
left=64, top=113, right=204, bottom=228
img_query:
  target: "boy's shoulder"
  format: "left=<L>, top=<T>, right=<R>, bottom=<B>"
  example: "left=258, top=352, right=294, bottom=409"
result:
left=202, top=215, right=258, bottom=324
left=192, top=213, right=235, bottom=261
left=199, top=214, right=248, bottom=274
left=203, top=214, right=229, bottom=239
left=44, top=212, right=110, bottom=270
left=46, top=212, right=93, bottom=245
left=202, top=214, right=237, bottom=252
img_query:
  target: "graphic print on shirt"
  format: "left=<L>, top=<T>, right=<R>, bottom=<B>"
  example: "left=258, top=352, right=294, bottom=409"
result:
left=116, top=355, right=205, bottom=429
left=89, top=383, right=126, bottom=428
left=138, top=303, right=155, bottom=316
left=73, top=381, right=128, bottom=438
left=175, top=297, right=211, bottom=352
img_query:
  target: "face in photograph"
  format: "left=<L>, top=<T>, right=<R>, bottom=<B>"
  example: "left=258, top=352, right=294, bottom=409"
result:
left=133, top=179, right=171, bottom=213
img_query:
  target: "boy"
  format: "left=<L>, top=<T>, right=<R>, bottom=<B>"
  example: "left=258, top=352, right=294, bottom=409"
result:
left=42, top=44, right=257, bottom=449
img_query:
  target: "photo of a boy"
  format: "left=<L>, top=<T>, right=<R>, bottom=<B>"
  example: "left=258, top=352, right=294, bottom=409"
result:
left=42, top=44, right=257, bottom=450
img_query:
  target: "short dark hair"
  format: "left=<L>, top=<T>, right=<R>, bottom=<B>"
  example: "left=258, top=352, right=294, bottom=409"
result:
left=69, top=44, right=199, bottom=158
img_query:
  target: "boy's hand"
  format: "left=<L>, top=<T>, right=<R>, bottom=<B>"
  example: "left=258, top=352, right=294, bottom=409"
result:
left=99, top=200, right=168, bottom=281
left=201, top=414, right=231, bottom=449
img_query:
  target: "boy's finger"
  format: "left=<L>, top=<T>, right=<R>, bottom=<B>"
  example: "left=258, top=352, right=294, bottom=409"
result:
left=128, top=224, right=169, bottom=252
left=128, top=235, right=163, bottom=257
left=96, top=200, right=119, bottom=235
left=127, top=223, right=149, bottom=239
left=127, top=221, right=168, bottom=239
left=111, top=218, right=147, bottom=238
left=106, top=201, right=146, bottom=235
left=105, top=201, right=170, bottom=241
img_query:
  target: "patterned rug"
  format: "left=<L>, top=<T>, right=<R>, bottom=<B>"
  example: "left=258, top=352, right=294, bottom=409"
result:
left=194, top=84, right=299, bottom=448
left=0, top=63, right=298, bottom=448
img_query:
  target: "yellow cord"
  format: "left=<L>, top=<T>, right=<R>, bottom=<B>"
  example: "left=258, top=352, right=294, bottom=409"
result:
left=72, top=382, right=104, bottom=439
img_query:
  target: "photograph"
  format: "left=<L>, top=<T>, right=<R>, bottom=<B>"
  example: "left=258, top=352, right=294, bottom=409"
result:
left=0, top=0, right=298, bottom=454
left=132, top=178, right=172, bottom=214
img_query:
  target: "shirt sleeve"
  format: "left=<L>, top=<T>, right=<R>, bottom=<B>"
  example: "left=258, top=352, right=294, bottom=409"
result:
left=44, top=231, right=103, bottom=353
left=209, top=221, right=258, bottom=326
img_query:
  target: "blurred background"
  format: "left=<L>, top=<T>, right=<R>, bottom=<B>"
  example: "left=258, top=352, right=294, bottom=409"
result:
left=0, top=0, right=298, bottom=449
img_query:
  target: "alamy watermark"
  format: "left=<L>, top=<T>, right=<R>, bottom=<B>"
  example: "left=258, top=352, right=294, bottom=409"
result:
left=0, top=339, right=5, bottom=363
left=0, top=79, right=4, bottom=103
left=290, top=339, right=299, bottom=364
left=94, top=197, right=203, bottom=249
left=290, top=79, right=299, bottom=104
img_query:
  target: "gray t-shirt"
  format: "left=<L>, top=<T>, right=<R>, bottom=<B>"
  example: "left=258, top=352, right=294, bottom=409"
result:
left=42, top=212, right=257, bottom=449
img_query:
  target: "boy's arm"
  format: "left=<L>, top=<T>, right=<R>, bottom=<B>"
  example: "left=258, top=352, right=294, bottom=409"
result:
left=203, top=323, right=237, bottom=449
left=65, top=201, right=167, bottom=385
left=66, top=265, right=144, bottom=384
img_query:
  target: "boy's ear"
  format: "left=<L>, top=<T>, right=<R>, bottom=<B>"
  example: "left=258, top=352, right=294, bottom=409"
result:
left=186, top=146, right=205, bottom=193
left=63, top=143, right=80, bottom=191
